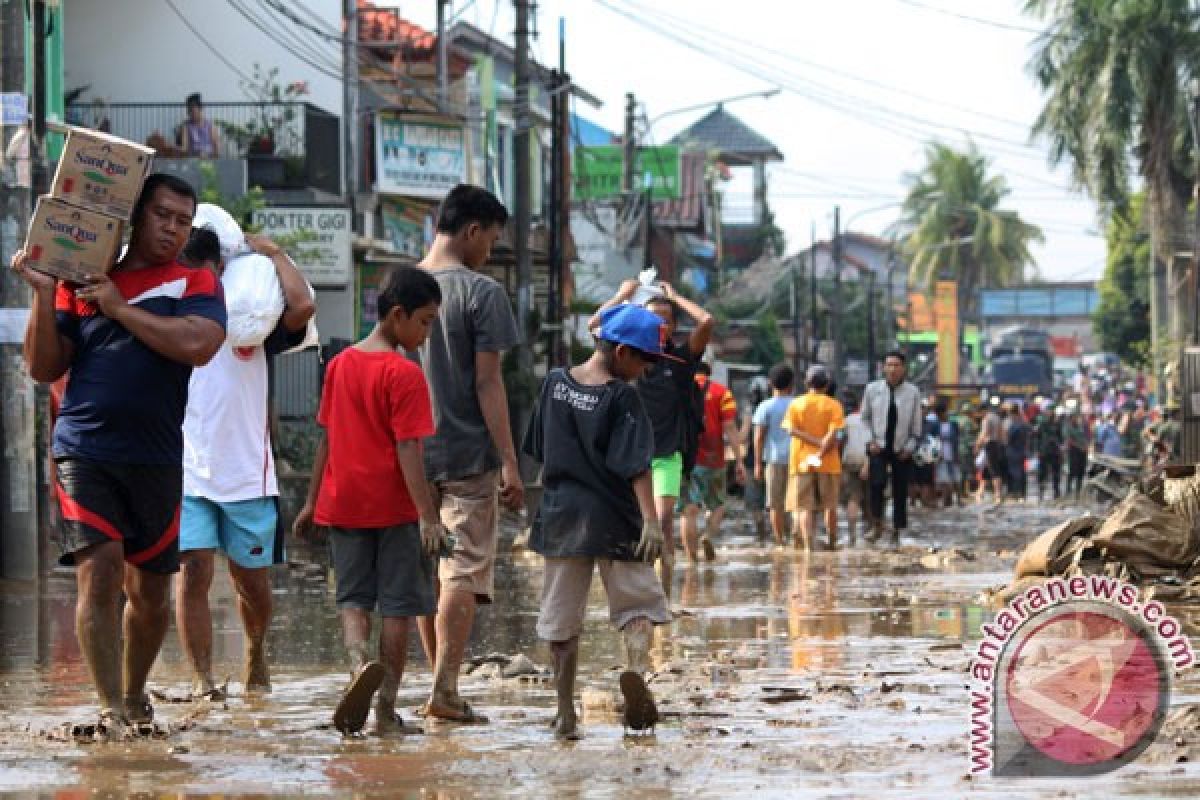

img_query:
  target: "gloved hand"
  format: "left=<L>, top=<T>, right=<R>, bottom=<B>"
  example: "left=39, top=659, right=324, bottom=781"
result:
left=635, top=519, right=664, bottom=563
left=419, top=519, right=447, bottom=558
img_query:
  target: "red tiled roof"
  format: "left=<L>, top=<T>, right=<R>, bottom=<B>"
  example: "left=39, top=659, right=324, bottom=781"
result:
left=653, top=151, right=707, bottom=231
left=358, top=1, right=436, bottom=50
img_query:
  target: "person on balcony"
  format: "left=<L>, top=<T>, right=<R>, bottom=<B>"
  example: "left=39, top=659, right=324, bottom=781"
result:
left=176, top=93, right=219, bottom=159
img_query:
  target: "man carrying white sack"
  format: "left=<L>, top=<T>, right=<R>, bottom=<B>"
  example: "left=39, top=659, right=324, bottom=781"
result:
left=176, top=207, right=316, bottom=699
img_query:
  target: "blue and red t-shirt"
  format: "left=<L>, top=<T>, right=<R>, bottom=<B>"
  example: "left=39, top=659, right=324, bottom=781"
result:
left=53, top=261, right=227, bottom=465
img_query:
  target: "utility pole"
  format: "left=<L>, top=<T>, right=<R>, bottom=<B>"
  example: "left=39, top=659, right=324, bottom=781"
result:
left=622, top=92, right=636, bottom=195
left=791, top=266, right=802, bottom=375
left=831, top=206, right=843, bottom=384
left=866, top=269, right=876, bottom=382
left=643, top=184, right=653, bottom=270
left=1, top=0, right=40, bottom=579
left=809, top=222, right=818, bottom=365
left=513, top=0, right=534, bottom=380
left=342, top=0, right=359, bottom=200
left=436, top=0, right=449, bottom=113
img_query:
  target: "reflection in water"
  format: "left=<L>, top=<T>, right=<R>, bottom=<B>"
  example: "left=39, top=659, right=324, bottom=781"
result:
left=0, top=503, right=1193, bottom=798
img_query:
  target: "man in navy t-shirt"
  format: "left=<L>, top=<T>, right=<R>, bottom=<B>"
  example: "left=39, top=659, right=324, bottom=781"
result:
left=12, top=173, right=226, bottom=737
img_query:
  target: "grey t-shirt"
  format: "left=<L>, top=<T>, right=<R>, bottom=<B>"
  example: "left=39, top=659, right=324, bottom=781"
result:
left=419, top=266, right=521, bottom=482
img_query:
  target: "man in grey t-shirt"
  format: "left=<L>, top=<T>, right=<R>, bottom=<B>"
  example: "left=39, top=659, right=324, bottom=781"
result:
left=417, top=184, right=523, bottom=725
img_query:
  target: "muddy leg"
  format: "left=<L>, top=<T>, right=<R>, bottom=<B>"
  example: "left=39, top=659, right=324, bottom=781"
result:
left=824, top=508, right=838, bottom=549
left=680, top=504, right=701, bottom=563
left=704, top=506, right=725, bottom=558
left=374, top=616, right=410, bottom=732
left=769, top=508, right=787, bottom=546
left=623, top=617, right=653, bottom=672
left=416, top=576, right=439, bottom=669
left=75, top=541, right=125, bottom=714
left=341, top=608, right=373, bottom=673
left=549, top=637, right=580, bottom=740
left=228, top=561, right=272, bottom=693
left=176, top=549, right=218, bottom=696
left=428, top=588, right=476, bottom=713
left=122, top=564, right=171, bottom=720
left=619, top=617, right=659, bottom=732
left=656, top=496, right=676, bottom=602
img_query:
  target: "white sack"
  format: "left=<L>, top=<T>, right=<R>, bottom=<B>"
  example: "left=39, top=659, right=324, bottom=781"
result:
left=193, top=203, right=249, bottom=264
left=222, top=253, right=284, bottom=347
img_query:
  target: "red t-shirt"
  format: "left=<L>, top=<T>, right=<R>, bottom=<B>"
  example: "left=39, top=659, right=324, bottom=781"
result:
left=315, top=348, right=435, bottom=528
left=695, top=376, right=737, bottom=469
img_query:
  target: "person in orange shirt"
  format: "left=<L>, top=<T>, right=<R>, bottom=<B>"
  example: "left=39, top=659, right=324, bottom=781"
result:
left=783, top=365, right=845, bottom=550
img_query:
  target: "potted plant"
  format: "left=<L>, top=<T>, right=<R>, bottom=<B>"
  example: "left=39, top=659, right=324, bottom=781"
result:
left=216, top=64, right=309, bottom=185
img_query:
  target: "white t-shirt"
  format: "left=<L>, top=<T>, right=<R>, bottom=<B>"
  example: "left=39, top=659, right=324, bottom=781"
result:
left=184, top=341, right=277, bottom=503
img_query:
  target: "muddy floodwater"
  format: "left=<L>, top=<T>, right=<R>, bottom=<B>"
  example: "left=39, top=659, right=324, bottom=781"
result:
left=1, top=503, right=1199, bottom=798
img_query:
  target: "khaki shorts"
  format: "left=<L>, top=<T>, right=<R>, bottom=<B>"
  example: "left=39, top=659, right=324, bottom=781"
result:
left=787, top=472, right=840, bottom=512
left=764, top=463, right=789, bottom=510
left=431, top=470, right=499, bottom=604
left=536, top=556, right=672, bottom=642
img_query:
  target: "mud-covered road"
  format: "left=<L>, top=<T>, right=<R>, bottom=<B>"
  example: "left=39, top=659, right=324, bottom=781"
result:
left=1, top=501, right=1199, bottom=798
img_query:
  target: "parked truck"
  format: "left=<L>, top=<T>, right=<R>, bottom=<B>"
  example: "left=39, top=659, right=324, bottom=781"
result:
left=986, top=326, right=1055, bottom=401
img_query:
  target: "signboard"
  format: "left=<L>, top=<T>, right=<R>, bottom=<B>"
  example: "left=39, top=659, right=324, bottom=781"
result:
left=573, top=145, right=680, bottom=201
left=251, top=206, right=352, bottom=287
left=1, top=93, right=27, bottom=126
left=357, top=260, right=391, bottom=337
left=374, top=114, right=466, bottom=198
left=934, top=280, right=959, bottom=386
left=380, top=197, right=435, bottom=259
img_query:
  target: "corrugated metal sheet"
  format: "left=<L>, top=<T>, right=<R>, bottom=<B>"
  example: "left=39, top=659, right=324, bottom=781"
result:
left=652, top=151, right=706, bottom=231
left=1182, top=347, right=1200, bottom=463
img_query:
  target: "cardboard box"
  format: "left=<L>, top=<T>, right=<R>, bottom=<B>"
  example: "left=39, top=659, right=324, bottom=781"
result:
left=25, top=196, right=122, bottom=283
left=51, top=126, right=154, bottom=219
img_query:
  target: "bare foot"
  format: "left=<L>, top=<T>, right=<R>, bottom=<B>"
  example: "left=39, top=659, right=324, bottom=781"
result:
left=243, top=648, right=271, bottom=694
left=551, top=711, right=581, bottom=741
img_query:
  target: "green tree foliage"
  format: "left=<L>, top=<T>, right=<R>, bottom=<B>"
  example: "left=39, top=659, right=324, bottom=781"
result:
left=898, top=141, right=1043, bottom=322
left=1094, top=194, right=1151, bottom=367
left=1024, top=0, right=1199, bottom=251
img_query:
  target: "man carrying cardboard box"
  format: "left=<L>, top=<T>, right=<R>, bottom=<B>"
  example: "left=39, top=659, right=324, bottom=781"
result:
left=11, top=173, right=227, bottom=739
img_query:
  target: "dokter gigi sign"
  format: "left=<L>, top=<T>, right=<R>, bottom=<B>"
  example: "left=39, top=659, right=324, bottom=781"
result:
left=968, top=575, right=1194, bottom=777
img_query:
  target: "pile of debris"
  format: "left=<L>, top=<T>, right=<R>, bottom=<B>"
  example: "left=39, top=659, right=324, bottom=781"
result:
left=990, top=474, right=1200, bottom=606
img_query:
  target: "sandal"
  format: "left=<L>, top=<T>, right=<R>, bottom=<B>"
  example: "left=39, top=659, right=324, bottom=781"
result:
left=619, top=671, right=659, bottom=733
left=424, top=698, right=490, bottom=725
left=333, top=661, right=385, bottom=735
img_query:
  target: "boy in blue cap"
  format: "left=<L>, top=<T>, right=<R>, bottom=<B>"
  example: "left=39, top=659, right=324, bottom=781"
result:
left=524, top=303, right=674, bottom=740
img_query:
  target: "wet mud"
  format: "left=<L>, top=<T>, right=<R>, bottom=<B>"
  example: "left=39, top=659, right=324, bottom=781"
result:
left=1, top=501, right=1199, bottom=797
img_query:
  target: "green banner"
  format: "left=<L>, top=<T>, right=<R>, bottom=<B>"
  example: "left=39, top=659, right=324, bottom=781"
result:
left=573, top=145, right=681, bottom=201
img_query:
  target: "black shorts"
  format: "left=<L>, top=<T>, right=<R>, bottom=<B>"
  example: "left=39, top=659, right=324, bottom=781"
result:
left=328, top=524, right=436, bottom=617
left=984, top=442, right=1006, bottom=478
left=55, top=457, right=183, bottom=574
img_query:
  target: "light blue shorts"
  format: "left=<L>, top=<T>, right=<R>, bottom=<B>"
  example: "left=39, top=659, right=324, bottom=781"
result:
left=180, top=496, right=281, bottom=569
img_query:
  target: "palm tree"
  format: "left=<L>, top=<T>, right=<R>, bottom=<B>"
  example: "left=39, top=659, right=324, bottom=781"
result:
left=898, top=141, right=1043, bottom=326
left=1024, top=0, right=1199, bottom=257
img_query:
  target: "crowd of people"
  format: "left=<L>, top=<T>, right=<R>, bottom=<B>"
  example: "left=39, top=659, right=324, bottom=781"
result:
left=10, top=172, right=1185, bottom=745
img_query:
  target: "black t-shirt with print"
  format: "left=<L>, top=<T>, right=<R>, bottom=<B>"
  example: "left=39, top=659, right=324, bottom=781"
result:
left=635, top=340, right=699, bottom=459
left=523, top=368, right=654, bottom=559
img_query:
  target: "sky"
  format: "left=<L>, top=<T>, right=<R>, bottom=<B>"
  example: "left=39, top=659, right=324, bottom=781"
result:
left=402, top=0, right=1107, bottom=282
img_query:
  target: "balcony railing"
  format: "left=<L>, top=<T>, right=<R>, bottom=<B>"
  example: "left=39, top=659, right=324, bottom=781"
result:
left=65, top=101, right=341, bottom=195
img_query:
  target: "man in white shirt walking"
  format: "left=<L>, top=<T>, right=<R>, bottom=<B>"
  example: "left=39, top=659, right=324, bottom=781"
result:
left=176, top=229, right=316, bottom=698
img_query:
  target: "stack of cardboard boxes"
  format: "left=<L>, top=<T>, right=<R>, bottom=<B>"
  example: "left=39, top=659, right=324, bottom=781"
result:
left=25, top=126, right=155, bottom=283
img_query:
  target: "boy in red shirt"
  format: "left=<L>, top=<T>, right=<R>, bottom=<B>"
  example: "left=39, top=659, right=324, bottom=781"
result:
left=680, top=363, right=744, bottom=562
left=294, top=266, right=446, bottom=736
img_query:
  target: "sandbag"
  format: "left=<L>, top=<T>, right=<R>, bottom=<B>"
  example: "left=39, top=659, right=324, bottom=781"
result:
left=1093, top=491, right=1198, bottom=569
left=1013, top=516, right=1099, bottom=579
left=222, top=253, right=284, bottom=347
left=193, top=203, right=249, bottom=264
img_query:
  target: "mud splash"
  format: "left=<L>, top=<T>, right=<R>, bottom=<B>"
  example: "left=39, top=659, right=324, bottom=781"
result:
left=0, top=501, right=1197, bottom=797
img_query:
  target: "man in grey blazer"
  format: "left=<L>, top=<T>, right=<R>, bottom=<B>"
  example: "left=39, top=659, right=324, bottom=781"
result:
left=860, top=351, right=924, bottom=543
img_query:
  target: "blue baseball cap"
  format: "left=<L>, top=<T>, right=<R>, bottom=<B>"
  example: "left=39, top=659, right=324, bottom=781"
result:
left=596, top=303, right=681, bottom=361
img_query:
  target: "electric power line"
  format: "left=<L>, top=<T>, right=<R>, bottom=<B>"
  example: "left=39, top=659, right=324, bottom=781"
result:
left=893, top=0, right=1043, bottom=35
left=165, top=0, right=251, bottom=83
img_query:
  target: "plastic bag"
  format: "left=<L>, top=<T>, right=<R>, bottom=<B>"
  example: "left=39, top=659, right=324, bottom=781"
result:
left=193, top=203, right=249, bottom=264
left=630, top=267, right=664, bottom=306
left=222, top=253, right=284, bottom=347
